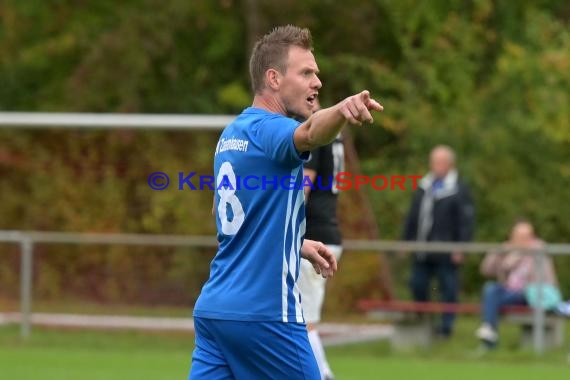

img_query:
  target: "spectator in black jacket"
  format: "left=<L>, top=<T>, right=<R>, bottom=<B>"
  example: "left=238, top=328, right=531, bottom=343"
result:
left=403, top=145, right=475, bottom=338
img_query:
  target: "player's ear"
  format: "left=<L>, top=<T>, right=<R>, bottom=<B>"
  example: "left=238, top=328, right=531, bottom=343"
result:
left=266, top=68, right=281, bottom=91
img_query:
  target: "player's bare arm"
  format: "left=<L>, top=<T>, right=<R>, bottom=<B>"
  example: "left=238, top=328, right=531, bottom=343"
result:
left=294, top=90, right=383, bottom=152
left=301, top=239, right=338, bottom=278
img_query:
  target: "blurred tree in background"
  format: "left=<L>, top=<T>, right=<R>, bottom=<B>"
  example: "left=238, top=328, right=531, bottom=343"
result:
left=0, top=0, right=569, bottom=311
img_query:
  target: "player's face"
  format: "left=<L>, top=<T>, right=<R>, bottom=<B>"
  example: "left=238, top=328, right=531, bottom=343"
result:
left=279, top=46, right=322, bottom=120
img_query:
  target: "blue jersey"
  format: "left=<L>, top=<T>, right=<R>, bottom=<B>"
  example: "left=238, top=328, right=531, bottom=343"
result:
left=193, top=107, right=309, bottom=323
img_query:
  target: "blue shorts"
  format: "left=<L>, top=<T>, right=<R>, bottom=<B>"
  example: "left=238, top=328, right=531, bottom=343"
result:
left=189, top=317, right=320, bottom=380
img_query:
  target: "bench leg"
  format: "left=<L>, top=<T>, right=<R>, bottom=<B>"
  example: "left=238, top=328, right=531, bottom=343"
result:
left=550, top=318, right=565, bottom=348
left=519, top=319, right=565, bottom=349
left=391, top=318, right=434, bottom=350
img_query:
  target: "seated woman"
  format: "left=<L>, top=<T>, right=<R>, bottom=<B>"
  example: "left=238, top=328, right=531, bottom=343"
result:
left=475, top=219, right=558, bottom=347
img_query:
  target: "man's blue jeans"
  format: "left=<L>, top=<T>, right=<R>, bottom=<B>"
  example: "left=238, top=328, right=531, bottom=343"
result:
left=481, top=282, right=527, bottom=329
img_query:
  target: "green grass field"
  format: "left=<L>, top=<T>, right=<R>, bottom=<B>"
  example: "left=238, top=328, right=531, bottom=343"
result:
left=1, top=318, right=569, bottom=380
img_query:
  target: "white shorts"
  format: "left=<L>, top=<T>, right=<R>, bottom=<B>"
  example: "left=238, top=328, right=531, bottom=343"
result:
left=297, top=244, right=343, bottom=324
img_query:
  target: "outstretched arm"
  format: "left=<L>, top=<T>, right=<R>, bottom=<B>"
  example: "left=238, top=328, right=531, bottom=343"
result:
left=294, top=90, right=383, bottom=152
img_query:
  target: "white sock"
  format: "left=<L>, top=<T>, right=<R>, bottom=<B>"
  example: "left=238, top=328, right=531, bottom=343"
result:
left=308, top=329, right=333, bottom=379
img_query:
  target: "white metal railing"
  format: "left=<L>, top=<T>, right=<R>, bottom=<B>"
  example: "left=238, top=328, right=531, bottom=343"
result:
left=1, top=230, right=568, bottom=354
left=0, top=112, right=235, bottom=130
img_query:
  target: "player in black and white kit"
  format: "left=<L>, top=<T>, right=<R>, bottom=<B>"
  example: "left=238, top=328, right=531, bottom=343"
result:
left=298, top=125, right=344, bottom=380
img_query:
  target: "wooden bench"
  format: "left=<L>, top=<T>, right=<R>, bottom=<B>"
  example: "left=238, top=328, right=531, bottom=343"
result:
left=357, top=299, right=565, bottom=350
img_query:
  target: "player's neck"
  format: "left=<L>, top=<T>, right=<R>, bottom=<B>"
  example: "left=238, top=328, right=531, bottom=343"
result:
left=252, top=93, right=287, bottom=116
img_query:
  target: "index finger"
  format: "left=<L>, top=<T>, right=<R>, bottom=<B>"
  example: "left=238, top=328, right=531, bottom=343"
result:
left=311, top=251, right=330, bottom=270
left=367, top=99, right=384, bottom=112
left=330, top=254, right=338, bottom=271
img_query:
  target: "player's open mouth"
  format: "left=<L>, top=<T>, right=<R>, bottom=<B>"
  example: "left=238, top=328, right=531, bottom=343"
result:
left=306, top=94, right=318, bottom=107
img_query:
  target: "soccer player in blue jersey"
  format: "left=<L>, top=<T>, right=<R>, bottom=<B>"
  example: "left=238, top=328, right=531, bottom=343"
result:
left=190, top=25, right=383, bottom=380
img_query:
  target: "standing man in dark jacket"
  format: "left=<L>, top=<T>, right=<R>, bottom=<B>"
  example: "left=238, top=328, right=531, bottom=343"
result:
left=403, top=145, right=475, bottom=338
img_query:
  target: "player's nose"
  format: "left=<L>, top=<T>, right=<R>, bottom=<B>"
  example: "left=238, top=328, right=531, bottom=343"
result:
left=312, top=75, right=322, bottom=90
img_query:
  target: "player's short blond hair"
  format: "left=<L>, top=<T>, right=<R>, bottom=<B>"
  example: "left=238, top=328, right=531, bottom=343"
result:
left=249, top=25, right=313, bottom=94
